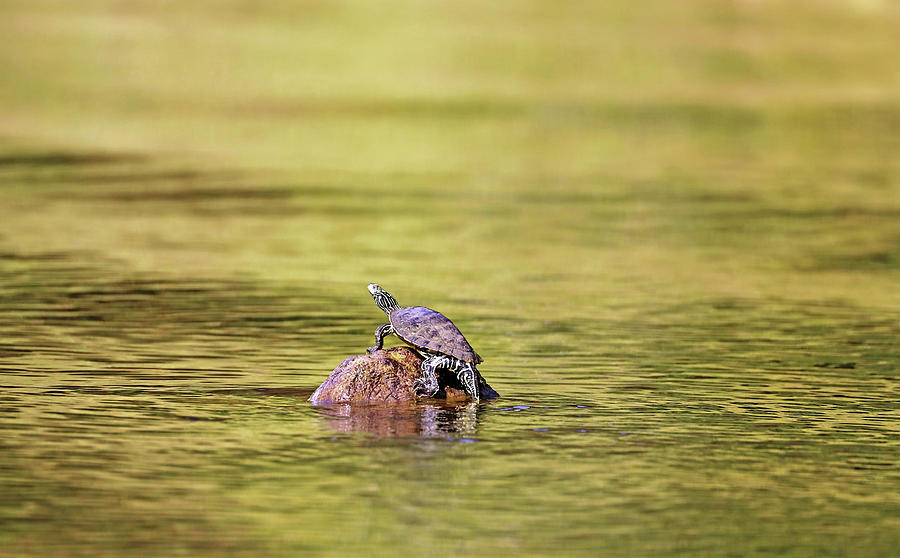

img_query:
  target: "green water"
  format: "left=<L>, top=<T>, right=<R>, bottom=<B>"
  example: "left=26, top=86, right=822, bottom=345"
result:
left=1, top=1, right=899, bottom=557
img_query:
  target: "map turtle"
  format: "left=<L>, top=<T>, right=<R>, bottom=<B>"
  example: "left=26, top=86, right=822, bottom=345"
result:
left=367, top=283, right=483, bottom=400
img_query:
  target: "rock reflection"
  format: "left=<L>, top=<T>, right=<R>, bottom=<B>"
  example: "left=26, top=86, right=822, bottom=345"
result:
left=313, top=400, right=482, bottom=439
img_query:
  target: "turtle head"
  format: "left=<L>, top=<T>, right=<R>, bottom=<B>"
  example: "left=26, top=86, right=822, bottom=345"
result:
left=368, top=283, right=401, bottom=315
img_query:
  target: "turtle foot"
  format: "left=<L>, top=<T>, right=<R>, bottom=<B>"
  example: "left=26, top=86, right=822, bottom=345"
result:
left=413, top=379, right=439, bottom=398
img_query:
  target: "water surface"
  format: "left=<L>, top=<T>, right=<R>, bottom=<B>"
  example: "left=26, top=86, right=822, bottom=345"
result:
left=1, top=1, right=899, bottom=557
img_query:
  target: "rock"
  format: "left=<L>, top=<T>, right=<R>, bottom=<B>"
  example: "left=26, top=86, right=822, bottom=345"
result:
left=309, top=347, right=421, bottom=404
left=309, top=346, right=499, bottom=404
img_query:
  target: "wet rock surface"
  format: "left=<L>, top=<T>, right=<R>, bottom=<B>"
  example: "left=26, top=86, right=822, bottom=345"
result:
left=309, top=346, right=498, bottom=404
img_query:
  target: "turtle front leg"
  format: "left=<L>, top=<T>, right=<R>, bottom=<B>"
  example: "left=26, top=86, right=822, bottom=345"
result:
left=416, top=355, right=448, bottom=398
left=367, top=323, right=395, bottom=354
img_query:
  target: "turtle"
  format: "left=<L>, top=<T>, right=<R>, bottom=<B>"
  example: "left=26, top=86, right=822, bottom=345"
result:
left=366, top=283, right=484, bottom=400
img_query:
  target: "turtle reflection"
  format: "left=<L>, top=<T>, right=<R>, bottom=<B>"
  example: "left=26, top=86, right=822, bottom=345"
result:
left=314, top=400, right=481, bottom=439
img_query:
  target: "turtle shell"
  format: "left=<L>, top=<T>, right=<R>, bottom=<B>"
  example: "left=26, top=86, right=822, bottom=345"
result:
left=390, top=306, right=483, bottom=364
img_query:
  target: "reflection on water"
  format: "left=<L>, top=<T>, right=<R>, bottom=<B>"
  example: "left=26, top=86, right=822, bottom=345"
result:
left=313, top=400, right=482, bottom=439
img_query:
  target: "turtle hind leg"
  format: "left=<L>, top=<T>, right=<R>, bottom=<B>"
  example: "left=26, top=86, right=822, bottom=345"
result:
left=367, top=323, right=395, bottom=354
left=415, top=354, right=447, bottom=398
left=454, top=360, right=480, bottom=401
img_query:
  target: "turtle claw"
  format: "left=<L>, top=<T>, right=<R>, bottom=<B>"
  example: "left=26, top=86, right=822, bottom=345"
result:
left=414, top=378, right=439, bottom=398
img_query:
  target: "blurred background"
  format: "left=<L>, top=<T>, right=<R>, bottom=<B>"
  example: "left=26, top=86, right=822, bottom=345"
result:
left=0, top=0, right=900, bottom=304
left=2, top=0, right=899, bottom=303
left=1, top=1, right=899, bottom=557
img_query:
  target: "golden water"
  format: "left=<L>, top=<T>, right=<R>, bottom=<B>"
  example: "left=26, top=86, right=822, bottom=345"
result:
left=1, top=1, right=899, bottom=556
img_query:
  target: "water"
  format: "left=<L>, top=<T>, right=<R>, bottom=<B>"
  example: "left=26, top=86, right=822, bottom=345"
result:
left=2, top=154, right=898, bottom=558
left=2, top=1, right=900, bottom=556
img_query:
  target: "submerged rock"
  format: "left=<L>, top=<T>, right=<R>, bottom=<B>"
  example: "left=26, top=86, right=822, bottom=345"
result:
left=309, top=346, right=499, bottom=404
